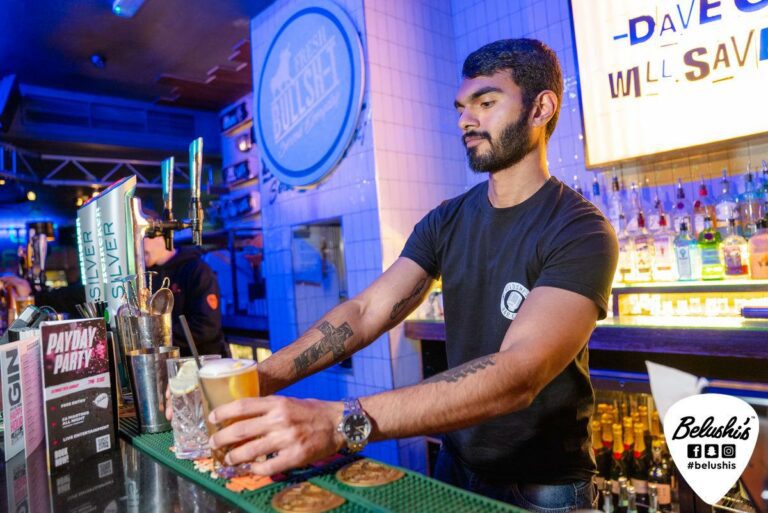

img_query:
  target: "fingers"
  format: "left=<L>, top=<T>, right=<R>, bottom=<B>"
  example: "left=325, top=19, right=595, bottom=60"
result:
left=223, top=433, right=277, bottom=466
left=210, top=415, right=274, bottom=451
left=209, top=396, right=277, bottom=424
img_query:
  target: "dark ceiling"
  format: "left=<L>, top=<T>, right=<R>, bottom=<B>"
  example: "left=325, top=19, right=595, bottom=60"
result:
left=0, top=0, right=272, bottom=110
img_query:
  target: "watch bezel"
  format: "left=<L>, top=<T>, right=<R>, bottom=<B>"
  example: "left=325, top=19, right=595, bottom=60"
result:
left=341, top=412, right=372, bottom=443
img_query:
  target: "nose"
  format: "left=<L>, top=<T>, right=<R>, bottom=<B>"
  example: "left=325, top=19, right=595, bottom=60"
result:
left=457, top=108, right=478, bottom=132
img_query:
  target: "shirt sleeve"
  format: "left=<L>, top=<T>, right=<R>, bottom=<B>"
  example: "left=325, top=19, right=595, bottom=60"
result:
left=400, top=208, right=441, bottom=278
left=534, top=213, right=618, bottom=320
left=174, top=260, right=224, bottom=355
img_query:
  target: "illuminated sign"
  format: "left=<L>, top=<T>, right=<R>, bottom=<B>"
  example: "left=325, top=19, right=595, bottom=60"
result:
left=255, top=0, right=365, bottom=187
left=570, top=0, right=768, bottom=167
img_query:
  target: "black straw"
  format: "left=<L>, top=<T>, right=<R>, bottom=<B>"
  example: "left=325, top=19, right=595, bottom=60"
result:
left=179, top=315, right=217, bottom=427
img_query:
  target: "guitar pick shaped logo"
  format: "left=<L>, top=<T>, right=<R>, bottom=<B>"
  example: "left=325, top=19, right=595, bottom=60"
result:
left=663, top=394, right=759, bottom=505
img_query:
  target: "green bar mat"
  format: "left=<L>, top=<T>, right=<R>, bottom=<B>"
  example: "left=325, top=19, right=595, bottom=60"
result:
left=123, top=420, right=527, bottom=513
left=310, top=465, right=528, bottom=513
left=128, top=428, right=372, bottom=512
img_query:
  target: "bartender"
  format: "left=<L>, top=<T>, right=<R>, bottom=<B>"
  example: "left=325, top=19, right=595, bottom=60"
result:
left=207, top=38, right=617, bottom=512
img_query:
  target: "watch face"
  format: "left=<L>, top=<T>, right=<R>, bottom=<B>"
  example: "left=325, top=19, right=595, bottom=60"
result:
left=342, top=413, right=371, bottom=443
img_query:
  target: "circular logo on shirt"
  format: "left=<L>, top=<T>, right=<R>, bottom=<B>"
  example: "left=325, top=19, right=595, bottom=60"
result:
left=500, top=282, right=529, bottom=320
left=206, top=294, right=219, bottom=311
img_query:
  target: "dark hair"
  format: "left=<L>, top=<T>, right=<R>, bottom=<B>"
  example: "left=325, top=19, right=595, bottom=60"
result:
left=462, top=39, right=563, bottom=140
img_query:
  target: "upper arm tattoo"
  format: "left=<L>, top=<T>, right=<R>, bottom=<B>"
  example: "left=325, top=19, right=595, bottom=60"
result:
left=423, top=356, right=496, bottom=384
left=293, top=321, right=354, bottom=377
left=389, top=278, right=428, bottom=321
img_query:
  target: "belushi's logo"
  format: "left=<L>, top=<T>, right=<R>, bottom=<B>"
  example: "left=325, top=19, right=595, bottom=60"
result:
left=270, top=25, right=341, bottom=156
left=671, top=415, right=753, bottom=441
left=663, top=394, right=759, bottom=505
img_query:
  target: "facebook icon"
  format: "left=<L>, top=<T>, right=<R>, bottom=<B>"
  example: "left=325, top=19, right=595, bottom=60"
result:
left=687, top=444, right=702, bottom=458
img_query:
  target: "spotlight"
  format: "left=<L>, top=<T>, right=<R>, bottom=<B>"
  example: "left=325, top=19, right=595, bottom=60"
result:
left=0, top=179, right=5, bottom=185
left=90, top=53, right=107, bottom=69
left=27, top=190, right=36, bottom=201
left=76, top=197, right=85, bottom=207
left=236, top=133, right=253, bottom=152
left=112, top=0, right=147, bottom=18
left=91, top=190, right=100, bottom=198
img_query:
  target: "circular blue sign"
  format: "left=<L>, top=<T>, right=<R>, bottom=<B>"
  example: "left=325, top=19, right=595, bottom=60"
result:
left=256, top=0, right=365, bottom=187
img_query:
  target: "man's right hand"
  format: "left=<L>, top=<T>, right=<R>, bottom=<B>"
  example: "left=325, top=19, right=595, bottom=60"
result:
left=0, top=275, right=32, bottom=297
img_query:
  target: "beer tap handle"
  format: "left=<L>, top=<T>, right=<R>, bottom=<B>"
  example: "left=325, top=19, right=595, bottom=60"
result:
left=188, top=137, right=204, bottom=246
left=161, top=157, right=175, bottom=251
left=130, top=197, right=150, bottom=312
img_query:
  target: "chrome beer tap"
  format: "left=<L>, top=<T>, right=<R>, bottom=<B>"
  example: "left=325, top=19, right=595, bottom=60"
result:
left=188, top=137, right=204, bottom=247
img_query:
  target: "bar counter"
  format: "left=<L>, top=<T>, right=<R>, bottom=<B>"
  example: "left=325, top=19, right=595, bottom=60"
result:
left=1, top=418, right=528, bottom=513
left=0, top=438, right=238, bottom=513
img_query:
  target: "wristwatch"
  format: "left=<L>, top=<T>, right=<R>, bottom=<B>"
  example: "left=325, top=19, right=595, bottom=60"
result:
left=337, top=397, right=372, bottom=453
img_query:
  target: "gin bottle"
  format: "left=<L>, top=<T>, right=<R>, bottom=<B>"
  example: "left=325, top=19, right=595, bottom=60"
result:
left=740, top=167, right=761, bottom=238
left=652, top=214, right=676, bottom=282
left=674, top=222, right=700, bottom=281
left=722, top=219, right=749, bottom=277
left=632, top=213, right=654, bottom=282
left=715, top=169, right=739, bottom=237
left=693, top=179, right=716, bottom=236
left=671, top=178, right=691, bottom=234
left=698, top=216, right=725, bottom=280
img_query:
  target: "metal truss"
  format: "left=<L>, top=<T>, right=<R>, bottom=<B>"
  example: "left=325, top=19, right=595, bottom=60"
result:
left=0, top=143, right=193, bottom=189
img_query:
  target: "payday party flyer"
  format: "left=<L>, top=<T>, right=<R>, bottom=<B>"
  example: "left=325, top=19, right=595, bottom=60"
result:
left=40, top=318, right=115, bottom=472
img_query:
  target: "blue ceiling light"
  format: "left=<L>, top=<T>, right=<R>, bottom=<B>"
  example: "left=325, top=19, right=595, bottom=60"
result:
left=112, top=0, right=147, bottom=18
left=90, top=53, right=106, bottom=69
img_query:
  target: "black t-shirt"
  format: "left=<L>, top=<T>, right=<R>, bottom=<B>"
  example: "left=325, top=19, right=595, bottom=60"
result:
left=401, top=176, right=618, bottom=484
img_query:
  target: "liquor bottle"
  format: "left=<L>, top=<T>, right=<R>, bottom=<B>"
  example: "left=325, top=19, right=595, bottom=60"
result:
left=572, top=175, right=584, bottom=196
left=602, top=483, right=615, bottom=513
left=601, top=414, right=615, bottom=478
left=616, top=215, right=635, bottom=283
left=648, top=484, right=659, bottom=513
left=622, top=417, right=634, bottom=476
left=617, top=477, right=630, bottom=513
left=671, top=178, right=691, bottom=234
left=722, top=218, right=749, bottom=277
left=593, top=419, right=609, bottom=489
left=632, top=213, right=654, bottom=282
left=715, top=169, right=739, bottom=237
left=608, top=175, right=623, bottom=233
left=698, top=216, right=725, bottom=280
left=638, top=405, right=651, bottom=448
left=630, top=423, right=650, bottom=505
left=653, top=214, right=676, bottom=281
left=592, top=175, right=606, bottom=214
left=740, top=167, right=761, bottom=238
left=647, top=193, right=662, bottom=234
left=610, top=424, right=627, bottom=499
left=761, top=160, right=768, bottom=217
left=693, top=179, right=716, bottom=236
left=648, top=440, right=672, bottom=512
left=627, top=485, right=639, bottom=513
left=674, top=222, right=701, bottom=281
left=748, top=219, right=768, bottom=279
left=626, top=183, right=643, bottom=234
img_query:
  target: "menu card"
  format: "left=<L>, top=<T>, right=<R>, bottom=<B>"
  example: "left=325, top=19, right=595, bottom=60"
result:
left=39, top=318, right=115, bottom=472
left=0, top=333, right=43, bottom=461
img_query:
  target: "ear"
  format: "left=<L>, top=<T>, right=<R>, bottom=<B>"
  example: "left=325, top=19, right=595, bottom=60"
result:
left=529, top=90, right=558, bottom=132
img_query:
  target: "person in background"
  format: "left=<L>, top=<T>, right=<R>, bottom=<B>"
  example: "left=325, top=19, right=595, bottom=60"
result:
left=143, top=234, right=225, bottom=356
left=205, top=39, right=618, bottom=512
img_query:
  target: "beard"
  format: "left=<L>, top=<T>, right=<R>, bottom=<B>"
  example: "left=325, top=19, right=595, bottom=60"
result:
left=464, top=106, right=535, bottom=173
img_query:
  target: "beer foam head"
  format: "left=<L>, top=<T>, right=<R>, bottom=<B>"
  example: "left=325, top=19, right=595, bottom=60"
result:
left=198, top=358, right=256, bottom=378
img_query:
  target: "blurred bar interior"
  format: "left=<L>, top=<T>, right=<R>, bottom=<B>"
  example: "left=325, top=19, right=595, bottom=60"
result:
left=0, top=1, right=766, bottom=512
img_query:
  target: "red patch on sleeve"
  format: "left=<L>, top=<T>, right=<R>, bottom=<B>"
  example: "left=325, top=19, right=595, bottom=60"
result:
left=206, top=294, right=219, bottom=310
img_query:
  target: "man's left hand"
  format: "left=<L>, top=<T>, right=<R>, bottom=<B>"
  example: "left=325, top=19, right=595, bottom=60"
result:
left=208, top=396, right=346, bottom=476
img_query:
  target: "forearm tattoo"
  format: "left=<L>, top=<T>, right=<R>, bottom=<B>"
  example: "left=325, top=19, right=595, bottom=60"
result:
left=389, top=278, right=428, bottom=320
left=423, top=356, right=496, bottom=384
left=293, top=321, right=354, bottom=376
